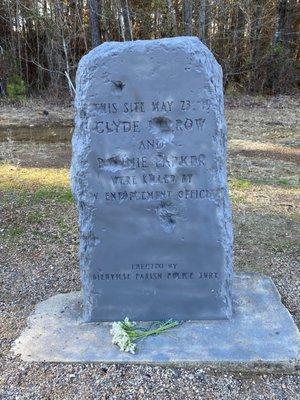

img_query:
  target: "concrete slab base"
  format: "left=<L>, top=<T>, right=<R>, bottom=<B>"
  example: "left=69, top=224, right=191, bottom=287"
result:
left=12, top=273, right=300, bottom=373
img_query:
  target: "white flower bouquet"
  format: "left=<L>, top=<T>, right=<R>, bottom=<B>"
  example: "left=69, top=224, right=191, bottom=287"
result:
left=110, top=317, right=180, bottom=354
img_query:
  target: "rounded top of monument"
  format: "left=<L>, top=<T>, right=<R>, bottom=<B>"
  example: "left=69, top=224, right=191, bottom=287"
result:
left=93, top=36, right=204, bottom=50
left=77, top=36, right=216, bottom=81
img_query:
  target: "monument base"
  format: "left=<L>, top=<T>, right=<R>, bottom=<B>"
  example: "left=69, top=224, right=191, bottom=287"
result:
left=12, top=273, right=300, bottom=373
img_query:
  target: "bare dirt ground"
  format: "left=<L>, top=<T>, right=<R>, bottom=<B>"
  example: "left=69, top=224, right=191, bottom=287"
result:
left=0, top=95, right=299, bottom=399
left=0, top=97, right=74, bottom=128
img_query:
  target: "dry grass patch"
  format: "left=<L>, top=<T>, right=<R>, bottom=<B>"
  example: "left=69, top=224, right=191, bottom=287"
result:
left=0, top=163, right=70, bottom=190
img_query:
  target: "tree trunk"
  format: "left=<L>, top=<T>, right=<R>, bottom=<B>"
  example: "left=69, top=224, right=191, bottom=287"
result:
left=88, top=0, right=101, bottom=48
left=248, top=1, right=263, bottom=91
left=199, top=0, right=206, bottom=42
left=233, top=6, right=245, bottom=69
left=250, top=2, right=262, bottom=67
left=182, top=0, right=192, bottom=35
left=205, top=0, right=212, bottom=48
left=119, top=0, right=133, bottom=41
left=274, top=0, right=288, bottom=45
left=167, top=0, right=177, bottom=35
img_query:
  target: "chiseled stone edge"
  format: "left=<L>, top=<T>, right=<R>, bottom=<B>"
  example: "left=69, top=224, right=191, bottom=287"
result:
left=12, top=273, right=300, bottom=373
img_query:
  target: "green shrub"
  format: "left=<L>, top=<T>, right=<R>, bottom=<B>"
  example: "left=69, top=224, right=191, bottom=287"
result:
left=6, top=74, right=27, bottom=100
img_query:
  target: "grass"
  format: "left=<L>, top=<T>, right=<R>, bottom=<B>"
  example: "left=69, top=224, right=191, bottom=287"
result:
left=27, top=211, right=45, bottom=224
left=0, top=164, right=69, bottom=190
left=0, top=164, right=73, bottom=205
left=275, top=178, right=291, bottom=187
left=229, top=176, right=298, bottom=190
left=1, top=227, right=25, bottom=238
left=229, top=178, right=252, bottom=190
left=0, top=164, right=75, bottom=243
left=57, top=217, right=70, bottom=236
left=33, top=187, right=73, bottom=203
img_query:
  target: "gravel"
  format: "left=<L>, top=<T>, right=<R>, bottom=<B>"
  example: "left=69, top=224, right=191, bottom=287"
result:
left=1, top=361, right=300, bottom=399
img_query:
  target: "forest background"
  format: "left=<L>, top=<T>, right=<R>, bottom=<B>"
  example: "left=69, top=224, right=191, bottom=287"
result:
left=0, top=0, right=299, bottom=99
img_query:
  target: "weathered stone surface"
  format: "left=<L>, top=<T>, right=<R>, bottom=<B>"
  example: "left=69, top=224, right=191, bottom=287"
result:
left=12, top=274, right=300, bottom=372
left=71, top=37, right=233, bottom=322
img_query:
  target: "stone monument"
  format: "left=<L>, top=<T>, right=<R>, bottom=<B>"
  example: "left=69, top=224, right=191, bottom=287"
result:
left=13, top=38, right=299, bottom=370
left=71, top=37, right=233, bottom=322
